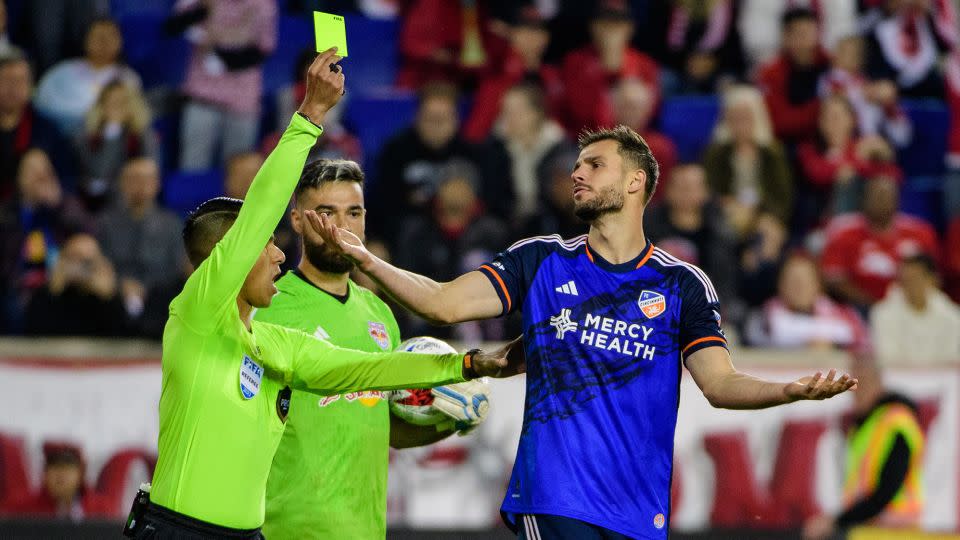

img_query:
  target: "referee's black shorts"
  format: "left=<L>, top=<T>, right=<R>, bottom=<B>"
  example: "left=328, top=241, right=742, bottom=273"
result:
left=132, top=503, right=263, bottom=540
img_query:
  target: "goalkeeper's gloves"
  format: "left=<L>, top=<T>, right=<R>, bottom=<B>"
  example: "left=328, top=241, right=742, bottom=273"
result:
left=431, top=378, right=490, bottom=436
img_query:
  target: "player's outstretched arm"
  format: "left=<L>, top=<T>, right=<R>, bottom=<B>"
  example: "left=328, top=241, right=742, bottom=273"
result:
left=305, top=211, right=503, bottom=324
left=275, top=332, right=523, bottom=396
left=174, top=48, right=344, bottom=327
left=686, top=347, right=857, bottom=410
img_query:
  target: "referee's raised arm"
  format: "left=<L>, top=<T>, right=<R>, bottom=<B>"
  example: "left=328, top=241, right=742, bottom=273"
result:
left=172, top=48, right=345, bottom=331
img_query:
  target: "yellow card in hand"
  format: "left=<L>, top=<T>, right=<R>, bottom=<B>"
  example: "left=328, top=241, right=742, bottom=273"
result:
left=314, top=11, right=348, bottom=57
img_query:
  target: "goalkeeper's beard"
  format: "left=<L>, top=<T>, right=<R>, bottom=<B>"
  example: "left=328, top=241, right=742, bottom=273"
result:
left=304, top=239, right=355, bottom=274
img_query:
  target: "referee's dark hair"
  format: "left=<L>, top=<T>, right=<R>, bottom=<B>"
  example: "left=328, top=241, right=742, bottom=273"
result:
left=182, top=197, right=244, bottom=267
left=293, top=159, right=364, bottom=206
left=578, top=125, right=660, bottom=204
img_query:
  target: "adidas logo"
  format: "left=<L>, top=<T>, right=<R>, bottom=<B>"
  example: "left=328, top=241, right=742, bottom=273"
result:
left=555, top=280, right=579, bottom=296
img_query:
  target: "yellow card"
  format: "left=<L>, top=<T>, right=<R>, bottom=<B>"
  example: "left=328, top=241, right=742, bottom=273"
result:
left=314, top=11, right=348, bottom=57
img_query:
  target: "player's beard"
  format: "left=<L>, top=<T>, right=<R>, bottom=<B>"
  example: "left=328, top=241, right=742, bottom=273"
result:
left=303, top=239, right=355, bottom=274
left=573, top=184, right=625, bottom=222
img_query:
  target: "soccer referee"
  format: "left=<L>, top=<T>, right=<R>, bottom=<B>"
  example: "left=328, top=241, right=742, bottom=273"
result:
left=133, top=49, right=521, bottom=539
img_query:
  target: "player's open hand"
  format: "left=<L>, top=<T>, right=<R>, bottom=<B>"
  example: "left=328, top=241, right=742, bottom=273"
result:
left=297, top=47, right=345, bottom=125
left=469, top=337, right=525, bottom=379
left=304, top=211, right=372, bottom=268
left=785, top=369, right=857, bottom=402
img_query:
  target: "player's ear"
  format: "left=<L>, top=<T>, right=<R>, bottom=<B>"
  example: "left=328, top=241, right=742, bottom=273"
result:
left=626, top=169, right=645, bottom=195
left=290, top=208, right=304, bottom=235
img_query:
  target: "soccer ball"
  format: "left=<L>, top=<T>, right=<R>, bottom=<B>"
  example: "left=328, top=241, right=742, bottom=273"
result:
left=388, top=336, right=458, bottom=426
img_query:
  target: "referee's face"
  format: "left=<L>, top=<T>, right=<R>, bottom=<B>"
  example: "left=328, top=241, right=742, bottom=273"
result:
left=571, top=140, right=626, bottom=221
left=240, top=236, right=285, bottom=308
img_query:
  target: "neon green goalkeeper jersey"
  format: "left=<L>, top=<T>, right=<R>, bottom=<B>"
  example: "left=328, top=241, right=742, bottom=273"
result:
left=258, top=272, right=400, bottom=539
left=150, top=115, right=465, bottom=530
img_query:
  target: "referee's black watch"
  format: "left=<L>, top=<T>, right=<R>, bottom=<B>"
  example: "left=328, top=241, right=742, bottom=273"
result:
left=296, top=111, right=323, bottom=130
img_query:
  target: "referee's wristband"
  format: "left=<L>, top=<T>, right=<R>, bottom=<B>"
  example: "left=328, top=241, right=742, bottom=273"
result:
left=462, top=349, right=481, bottom=380
left=296, top=111, right=323, bottom=130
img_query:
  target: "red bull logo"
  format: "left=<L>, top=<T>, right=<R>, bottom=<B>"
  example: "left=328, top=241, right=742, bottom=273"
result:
left=638, top=290, right=666, bottom=319
left=368, top=321, right=390, bottom=350
left=318, top=391, right=385, bottom=408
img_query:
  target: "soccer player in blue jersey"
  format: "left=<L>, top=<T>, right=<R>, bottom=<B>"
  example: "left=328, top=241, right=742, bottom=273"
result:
left=309, top=125, right=857, bottom=539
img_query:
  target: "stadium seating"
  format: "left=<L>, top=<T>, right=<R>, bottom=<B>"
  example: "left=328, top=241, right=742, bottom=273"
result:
left=118, top=12, right=190, bottom=89
left=162, top=168, right=225, bottom=218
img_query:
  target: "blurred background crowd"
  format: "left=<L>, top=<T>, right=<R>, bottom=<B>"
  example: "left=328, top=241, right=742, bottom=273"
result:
left=2, top=0, right=958, bottom=363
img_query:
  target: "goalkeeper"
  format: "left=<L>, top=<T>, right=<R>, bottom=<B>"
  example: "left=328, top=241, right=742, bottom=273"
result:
left=132, top=49, right=520, bottom=539
left=257, top=159, right=489, bottom=539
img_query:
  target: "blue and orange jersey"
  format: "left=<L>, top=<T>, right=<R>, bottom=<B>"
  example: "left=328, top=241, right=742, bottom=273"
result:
left=477, top=234, right=727, bottom=540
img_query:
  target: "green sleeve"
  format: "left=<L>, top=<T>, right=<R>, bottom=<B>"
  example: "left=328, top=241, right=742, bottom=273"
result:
left=268, top=328, right=466, bottom=395
left=171, top=115, right=321, bottom=331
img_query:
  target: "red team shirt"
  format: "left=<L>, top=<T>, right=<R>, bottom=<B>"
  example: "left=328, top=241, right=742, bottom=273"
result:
left=820, top=214, right=941, bottom=302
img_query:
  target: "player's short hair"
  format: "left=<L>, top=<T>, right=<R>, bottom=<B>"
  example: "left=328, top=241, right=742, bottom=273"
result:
left=782, top=7, right=817, bottom=29
left=578, top=125, right=660, bottom=203
left=294, top=159, right=365, bottom=206
left=902, top=253, right=937, bottom=276
left=417, top=81, right=458, bottom=108
left=182, top=197, right=244, bottom=267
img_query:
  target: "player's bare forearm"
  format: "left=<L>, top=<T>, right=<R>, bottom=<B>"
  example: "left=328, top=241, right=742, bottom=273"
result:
left=361, top=256, right=502, bottom=325
left=389, top=414, right=455, bottom=449
left=686, top=347, right=857, bottom=410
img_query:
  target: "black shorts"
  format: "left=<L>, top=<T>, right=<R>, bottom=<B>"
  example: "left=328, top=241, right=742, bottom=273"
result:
left=132, top=503, right=264, bottom=540
left=516, top=513, right=634, bottom=540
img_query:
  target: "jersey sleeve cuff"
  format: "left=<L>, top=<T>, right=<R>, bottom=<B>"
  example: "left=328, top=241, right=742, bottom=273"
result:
left=477, top=265, right=511, bottom=317
left=289, top=112, right=324, bottom=137
left=681, top=336, right=728, bottom=361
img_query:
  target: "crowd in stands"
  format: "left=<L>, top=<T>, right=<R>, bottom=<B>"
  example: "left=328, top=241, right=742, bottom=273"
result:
left=0, top=0, right=958, bottom=364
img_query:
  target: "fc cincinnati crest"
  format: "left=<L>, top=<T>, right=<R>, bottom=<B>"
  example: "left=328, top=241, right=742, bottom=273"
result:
left=638, top=290, right=667, bottom=319
left=368, top=321, right=390, bottom=350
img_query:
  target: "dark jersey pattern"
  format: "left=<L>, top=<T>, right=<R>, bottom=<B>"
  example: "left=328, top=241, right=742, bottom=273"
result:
left=478, top=235, right=727, bottom=540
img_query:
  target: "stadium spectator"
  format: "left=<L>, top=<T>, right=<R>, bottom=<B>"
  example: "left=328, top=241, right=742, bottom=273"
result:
left=73, top=80, right=158, bottom=211
left=870, top=254, right=960, bottom=365
left=738, top=212, right=789, bottom=307
left=0, top=49, right=67, bottom=204
left=370, top=82, right=509, bottom=242
left=0, top=1, right=11, bottom=57
left=266, top=47, right=361, bottom=162
left=96, top=157, right=184, bottom=321
left=166, top=0, right=277, bottom=170
left=803, top=358, right=925, bottom=539
left=393, top=160, right=509, bottom=339
left=11, top=0, right=108, bottom=74
left=33, top=18, right=140, bottom=135
left=559, top=0, right=660, bottom=132
left=658, top=0, right=746, bottom=95
left=396, top=0, right=507, bottom=89
left=820, top=175, right=941, bottom=310
left=23, top=232, right=130, bottom=337
left=462, top=6, right=564, bottom=142
left=645, top=163, right=739, bottom=318
left=756, top=8, right=829, bottom=143
left=818, top=35, right=912, bottom=148
left=520, top=143, right=583, bottom=239
left=4, top=442, right=111, bottom=520
left=0, top=148, right=88, bottom=332
left=489, top=82, right=567, bottom=225
left=739, top=0, right=856, bottom=71
left=948, top=217, right=960, bottom=303
left=702, top=85, right=793, bottom=237
left=861, top=0, right=955, bottom=99
left=943, top=51, right=960, bottom=219
left=223, top=151, right=264, bottom=199
left=796, top=94, right=901, bottom=222
left=745, top=252, right=869, bottom=350
left=611, top=77, right=678, bottom=197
